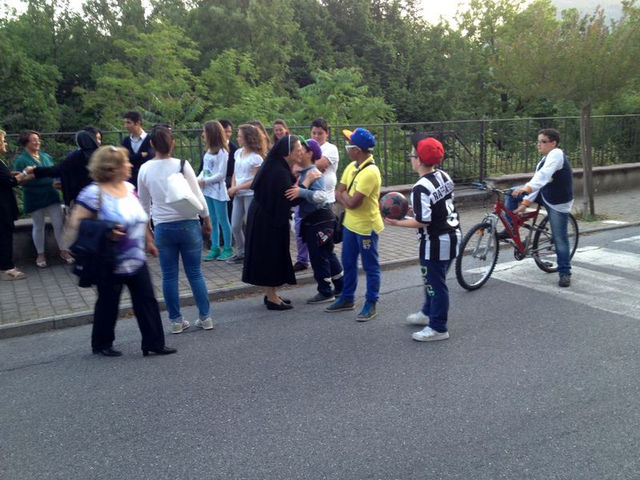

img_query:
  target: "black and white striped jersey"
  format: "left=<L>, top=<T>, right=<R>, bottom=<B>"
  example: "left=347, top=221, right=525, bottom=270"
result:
left=411, top=170, right=462, bottom=261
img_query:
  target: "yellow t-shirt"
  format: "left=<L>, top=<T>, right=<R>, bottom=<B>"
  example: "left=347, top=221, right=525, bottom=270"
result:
left=340, top=157, right=384, bottom=235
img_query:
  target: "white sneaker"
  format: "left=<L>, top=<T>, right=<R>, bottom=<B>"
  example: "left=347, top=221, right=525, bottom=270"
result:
left=412, top=326, right=449, bottom=342
left=406, top=311, right=429, bottom=325
left=195, top=317, right=214, bottom=330
left=171, top=319, right=191, bottom=334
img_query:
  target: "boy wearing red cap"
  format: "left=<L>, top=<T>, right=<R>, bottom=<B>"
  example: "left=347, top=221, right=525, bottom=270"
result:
left=384, top=136, right=461, bottom=341
left=325, top=127, right=383, bottom=321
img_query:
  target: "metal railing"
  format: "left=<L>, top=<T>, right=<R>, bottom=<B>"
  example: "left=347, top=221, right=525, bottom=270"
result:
left=5, top=115, right=640, bottom=186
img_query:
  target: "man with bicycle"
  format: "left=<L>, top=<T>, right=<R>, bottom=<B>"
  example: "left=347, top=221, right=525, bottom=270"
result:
left=503, top=128, right=573, bottom=287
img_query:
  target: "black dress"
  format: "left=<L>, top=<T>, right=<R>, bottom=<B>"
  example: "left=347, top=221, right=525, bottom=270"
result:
left=242, top=136, right=300, bottom=287
left=0, top=160, right=20, bottom=270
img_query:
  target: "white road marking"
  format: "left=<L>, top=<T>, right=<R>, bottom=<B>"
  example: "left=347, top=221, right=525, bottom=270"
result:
left=483, top=244, right=640, bottom=320
left=572, top=247, right=640, bottom=273
left=614, top=235, right=640, bottom=244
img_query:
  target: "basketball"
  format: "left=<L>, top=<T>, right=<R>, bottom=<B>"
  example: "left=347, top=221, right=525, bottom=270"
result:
left=379, top=192, right=409, bottom=220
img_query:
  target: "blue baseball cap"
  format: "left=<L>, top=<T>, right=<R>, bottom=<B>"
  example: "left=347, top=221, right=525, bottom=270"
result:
left=342, top=128, right=375, bottom=150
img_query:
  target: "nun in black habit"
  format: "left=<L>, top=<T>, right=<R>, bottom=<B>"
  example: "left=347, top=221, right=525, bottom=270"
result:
left=242, top=135, right=303, bottom=310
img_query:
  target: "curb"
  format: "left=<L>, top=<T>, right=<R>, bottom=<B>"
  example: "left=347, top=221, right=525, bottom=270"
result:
left=1, top=220, right=638, bottom=339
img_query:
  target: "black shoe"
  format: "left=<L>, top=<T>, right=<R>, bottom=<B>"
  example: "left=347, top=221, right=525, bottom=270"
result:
left=92, top=347, right=122, bottom=357
left=558, top=274, right=571, bottom=287
left=265, top=299, right=294, bottom=310
left=293, top=262, right=309, bottom=272
left=142, top=346, right=178, bottom=357
left=325, top=298, right=355, bottom=312
left=496, top=230, right=510, bottom=241
left=263, top=295, right=291, bottom=305
left=307, top=292, right=336, bottom=304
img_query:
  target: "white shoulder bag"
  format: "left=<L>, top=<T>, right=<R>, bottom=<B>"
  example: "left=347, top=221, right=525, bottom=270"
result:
left=165, top=159, right=203, bottom=217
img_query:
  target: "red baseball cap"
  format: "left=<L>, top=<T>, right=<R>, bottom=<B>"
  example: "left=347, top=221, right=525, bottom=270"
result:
left=416, top=137, right=445, bottom=166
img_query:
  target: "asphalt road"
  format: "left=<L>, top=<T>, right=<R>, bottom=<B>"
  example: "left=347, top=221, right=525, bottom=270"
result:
left=2, top=228, right=640, bottom=479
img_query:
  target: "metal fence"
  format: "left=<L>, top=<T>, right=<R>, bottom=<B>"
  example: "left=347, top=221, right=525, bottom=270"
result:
left=5, top=115, right=640, bottom=186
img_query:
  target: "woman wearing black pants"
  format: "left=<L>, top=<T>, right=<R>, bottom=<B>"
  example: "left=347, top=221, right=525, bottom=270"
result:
left=0, top=129, right=29, bottom=281
left=67, top=146, right=176, bottom=357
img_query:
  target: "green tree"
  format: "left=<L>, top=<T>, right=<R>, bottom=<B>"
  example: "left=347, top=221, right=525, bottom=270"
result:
left=199, top=49, right=291, bottom=125
left=296, top=68, right=394, bottom=125
left=83, top=21, right=204, bottom=128
left=0, top=30, right=61, bottom=131
left=493, top=0, right=640, bottom=215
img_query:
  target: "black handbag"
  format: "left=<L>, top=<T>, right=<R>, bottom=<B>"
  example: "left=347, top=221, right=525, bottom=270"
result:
left=70, top=219, right=117, bottom=287
left=69, top=188, right=117, bottom=287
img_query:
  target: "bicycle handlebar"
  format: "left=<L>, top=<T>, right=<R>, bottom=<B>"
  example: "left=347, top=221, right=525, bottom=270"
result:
left=473, top=181, right=511, bottom=195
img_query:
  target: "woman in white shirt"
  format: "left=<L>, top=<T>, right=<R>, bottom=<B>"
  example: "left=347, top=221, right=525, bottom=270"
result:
left=226, top=124, right=266, bottom=264
left=198, top=120, right=233, bottom=261
left=137, top=125, right=213, bottom=334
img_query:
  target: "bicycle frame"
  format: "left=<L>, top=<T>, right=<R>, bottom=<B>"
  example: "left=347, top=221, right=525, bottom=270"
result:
left=482, top=190, right=543, bottom=254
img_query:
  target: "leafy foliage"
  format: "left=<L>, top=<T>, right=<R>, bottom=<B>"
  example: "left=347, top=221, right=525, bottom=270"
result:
left=0, top=0, right=638, bottom=135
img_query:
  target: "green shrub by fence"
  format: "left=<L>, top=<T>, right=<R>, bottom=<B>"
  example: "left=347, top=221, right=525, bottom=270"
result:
left=5, top=115, right=640, bottom=189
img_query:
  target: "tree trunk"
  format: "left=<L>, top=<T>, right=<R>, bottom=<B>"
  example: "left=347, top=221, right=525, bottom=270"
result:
left=580, top=101, right=595, bottom=216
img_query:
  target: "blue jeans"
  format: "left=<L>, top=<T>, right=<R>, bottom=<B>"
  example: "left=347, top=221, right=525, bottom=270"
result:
left=205, top=196, right=232, bottom=249
left=341, top=227, right=380, bottom=303
left=154, top=220, right=210, bottom=321
left=506, top=186, right=571, bottom=275
left=420, top=258, right=452, bottom=333
left=504, top=185, right=526, bottom=228
left=545, top=204, right=571, bottom=275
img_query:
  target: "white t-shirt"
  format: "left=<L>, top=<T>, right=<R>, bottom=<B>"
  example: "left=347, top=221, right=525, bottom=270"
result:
left=198, top=150, right=230, bottom=201
left=233, top=148, right=263, bottom=196
left=137, top=157, right=209, bottom=225
left=320, top=141, right=339, bottom=203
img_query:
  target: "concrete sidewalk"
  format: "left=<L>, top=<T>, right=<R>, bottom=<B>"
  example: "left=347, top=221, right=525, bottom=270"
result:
left=1, top=188, right=639, bottom=338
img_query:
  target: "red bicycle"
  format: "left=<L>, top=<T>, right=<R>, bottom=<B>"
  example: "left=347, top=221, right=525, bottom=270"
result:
left=455, top=182, right=579, bottom=290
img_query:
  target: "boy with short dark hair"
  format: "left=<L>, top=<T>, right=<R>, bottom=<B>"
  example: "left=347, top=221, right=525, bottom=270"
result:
left=122, top=110, right=154, bottom=187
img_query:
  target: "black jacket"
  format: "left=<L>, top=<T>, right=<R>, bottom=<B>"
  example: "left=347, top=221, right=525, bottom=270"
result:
left=0, top=160, right=19, bottom=225
left=70, top=219, right=117, bottom=288
left=122, top=135, right=154, bottom=187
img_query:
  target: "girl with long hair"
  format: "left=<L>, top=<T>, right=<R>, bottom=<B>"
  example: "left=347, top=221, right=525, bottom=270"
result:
left=225, top=124, right=266, bottom=264
left=198, top=120, right=233, bottom=261
left=271, top=119, right=290, bottom=145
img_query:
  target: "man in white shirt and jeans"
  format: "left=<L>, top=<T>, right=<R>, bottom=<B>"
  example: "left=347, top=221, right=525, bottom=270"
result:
left=504, top=128, right=573, bottom=288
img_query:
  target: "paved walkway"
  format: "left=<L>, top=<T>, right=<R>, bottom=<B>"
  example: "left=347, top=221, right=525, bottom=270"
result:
left=1, top=189, right=639, bottom=337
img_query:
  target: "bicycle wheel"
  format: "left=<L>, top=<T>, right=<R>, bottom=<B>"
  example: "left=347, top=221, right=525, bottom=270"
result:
left=455, top=222, right=500, bottom=290
left=532, top=213, right=579, bottom=273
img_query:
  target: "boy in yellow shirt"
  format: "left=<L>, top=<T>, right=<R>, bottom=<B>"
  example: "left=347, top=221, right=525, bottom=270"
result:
left=325, top=128, right=383, bottom=321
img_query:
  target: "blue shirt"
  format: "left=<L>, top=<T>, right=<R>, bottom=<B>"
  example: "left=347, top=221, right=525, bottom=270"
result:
left=297, top=166, right=328, bottom=218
